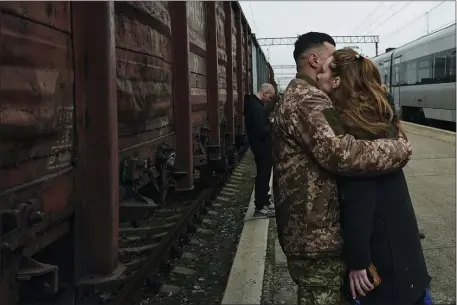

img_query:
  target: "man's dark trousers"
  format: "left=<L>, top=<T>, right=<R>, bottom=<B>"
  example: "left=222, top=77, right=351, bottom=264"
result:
left=251, top=144, right=272, bottom=210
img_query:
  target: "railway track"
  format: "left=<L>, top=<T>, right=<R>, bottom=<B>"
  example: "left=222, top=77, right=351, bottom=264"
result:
left=71, top=152, right=249, bottom=305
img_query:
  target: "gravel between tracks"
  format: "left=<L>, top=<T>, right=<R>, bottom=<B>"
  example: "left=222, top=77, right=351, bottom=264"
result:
left=140, top=152, right=256, bottom=305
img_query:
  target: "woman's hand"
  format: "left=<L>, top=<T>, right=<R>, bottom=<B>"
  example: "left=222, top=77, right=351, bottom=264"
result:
left=349, top=269, right=374, bottom=299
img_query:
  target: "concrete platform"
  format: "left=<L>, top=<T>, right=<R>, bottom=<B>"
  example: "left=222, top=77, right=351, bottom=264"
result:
left=222, top=123, right=456, bottom=304
left=221, top=158, right=272, bottom=304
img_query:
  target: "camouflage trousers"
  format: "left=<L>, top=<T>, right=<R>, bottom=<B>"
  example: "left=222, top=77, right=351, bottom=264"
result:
left=287, top=257, right=345, bottom=305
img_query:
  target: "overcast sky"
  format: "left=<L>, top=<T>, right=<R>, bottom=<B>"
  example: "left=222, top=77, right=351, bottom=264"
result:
left=239, top=1, right=456, bottom=89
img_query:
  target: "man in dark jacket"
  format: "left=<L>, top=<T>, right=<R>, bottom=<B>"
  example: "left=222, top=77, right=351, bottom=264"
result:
left=244, top=83, right=276, bottom=218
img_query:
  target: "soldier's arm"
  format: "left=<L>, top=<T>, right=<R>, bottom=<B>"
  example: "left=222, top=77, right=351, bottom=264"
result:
left=290, top=90, right=412, bottom=176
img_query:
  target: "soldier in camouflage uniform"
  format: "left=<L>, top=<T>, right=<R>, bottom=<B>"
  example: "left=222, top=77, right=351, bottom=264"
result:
left=272, top=32, right=413, bottom=305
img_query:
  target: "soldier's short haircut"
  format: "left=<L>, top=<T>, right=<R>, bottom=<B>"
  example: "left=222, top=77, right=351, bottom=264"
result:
left=293, top=32, right=336, bottom=64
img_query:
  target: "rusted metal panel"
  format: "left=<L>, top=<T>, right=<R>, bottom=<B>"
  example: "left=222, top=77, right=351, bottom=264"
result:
left=72, top=1, right=119, bottom=276
left=231, top=7, right=238, bottom=100
left=112, top=1, right=175, bottom=175
left=124, top=1, right=171, bottom=32
left=216, top=2, right=227, bottom=63
left=235, top=8, right=244, bottom=133
left=187, top=2, right=206, bottom=51
left=187, top=1, right=208, bottom=127
left=170, top=1, right=193, bottom=191
left=114, top=1, right=173, bottom=154
left=189, top=54, right=207, bottom=125
left=0, top=169, right=74, bottom=214
left=224, top=2, right=234, bottom=143
left=116, top=47, right=173, bottom=140
left=241, top=23, right=246, bottom=96
left=216, top=2, right=227, bottom=126
left=217, top=65, right=227, bottom=123
left=229, top=4, right=238, bottom=140
left=0, top=5, right=75, bottom=215
left=0, top=2, right=71, bottom=33
left=247, top=31, right=253, bottom=94
left=244, top=23, right=250, bottom=95
left=205, top=2, right=219, bottom=153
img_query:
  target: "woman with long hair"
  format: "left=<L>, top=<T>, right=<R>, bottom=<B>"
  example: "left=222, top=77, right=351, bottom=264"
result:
left=317, top=48, right=432, bottom=305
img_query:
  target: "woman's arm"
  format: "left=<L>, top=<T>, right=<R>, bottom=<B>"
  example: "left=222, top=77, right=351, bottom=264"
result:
left=340, top=177, right=377, bottom=270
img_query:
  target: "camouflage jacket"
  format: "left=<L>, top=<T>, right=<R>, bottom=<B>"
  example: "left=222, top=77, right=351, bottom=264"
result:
left=272, top=74, right=412, bottom=259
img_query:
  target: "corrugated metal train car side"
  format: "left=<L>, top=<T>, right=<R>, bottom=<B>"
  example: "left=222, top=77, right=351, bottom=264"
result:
left=187, top=1, right=208, bottom=128
left=250, top=33, right=270, bottom=93
left=0, top=1, right=274, bottom=303
left=268, top=63, right=278, bottom=93
left=0, top=2, right=75, bottom=222
left=0, top=5, right=76, bottom=300
left=216, top=2, right=227, bottom=146
left=115, top=2, right=175, bottom=162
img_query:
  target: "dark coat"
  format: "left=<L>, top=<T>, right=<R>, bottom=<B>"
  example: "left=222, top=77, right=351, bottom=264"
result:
left=243, top=94, right=271, bottom=149
left=323, top=109, right=431, bottom=304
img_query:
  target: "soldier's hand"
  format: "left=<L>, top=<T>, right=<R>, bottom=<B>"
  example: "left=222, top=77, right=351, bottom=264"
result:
left=349, top=269, right=374, bottom=299
left=400, top=138, right=413, bottom=158
left=397, top=133, right=413, bottom=157
left=396, top=138, right=412, bottom=169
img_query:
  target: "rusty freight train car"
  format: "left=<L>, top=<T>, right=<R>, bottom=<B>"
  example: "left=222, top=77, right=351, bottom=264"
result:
left=0, top=1, right=274, bottom=304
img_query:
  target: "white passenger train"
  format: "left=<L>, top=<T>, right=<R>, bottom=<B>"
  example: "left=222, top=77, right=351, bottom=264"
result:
left=372, top=24, right=456, bottom=124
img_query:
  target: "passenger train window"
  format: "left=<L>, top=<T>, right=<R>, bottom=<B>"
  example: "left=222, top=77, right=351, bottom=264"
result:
left=383, top=60, right=390, bottom=84
left=406, top=62, right=417, bottom=85
left=418, top=60, right=430, bottom=83
left=378, top=62, right=387, bottom=84
left=394, top=65, right=400, bottom=85
left=448, top=51, right=456, bottom=80
left=396, top=50, right=455, bottom=85
left=393, top=58, right=401, bottom=85
left=433, top=56, right=447, bottom=81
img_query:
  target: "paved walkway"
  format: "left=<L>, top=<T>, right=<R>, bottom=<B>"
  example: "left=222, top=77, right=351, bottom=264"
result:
left=223, top=122, right=456, bottom=305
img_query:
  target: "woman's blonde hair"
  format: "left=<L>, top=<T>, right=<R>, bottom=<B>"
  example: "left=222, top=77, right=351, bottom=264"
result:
left=329, top=47, right=405, bottom=138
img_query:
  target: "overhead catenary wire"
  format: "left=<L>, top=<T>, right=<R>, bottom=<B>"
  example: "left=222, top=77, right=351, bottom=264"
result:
left=368, top=2, right=412, bottom=34
left=384, top=1, right=447, bottom=36
left=352, top=2, right=384, bottom=34
left=361, top=2, right=400, bottom=34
